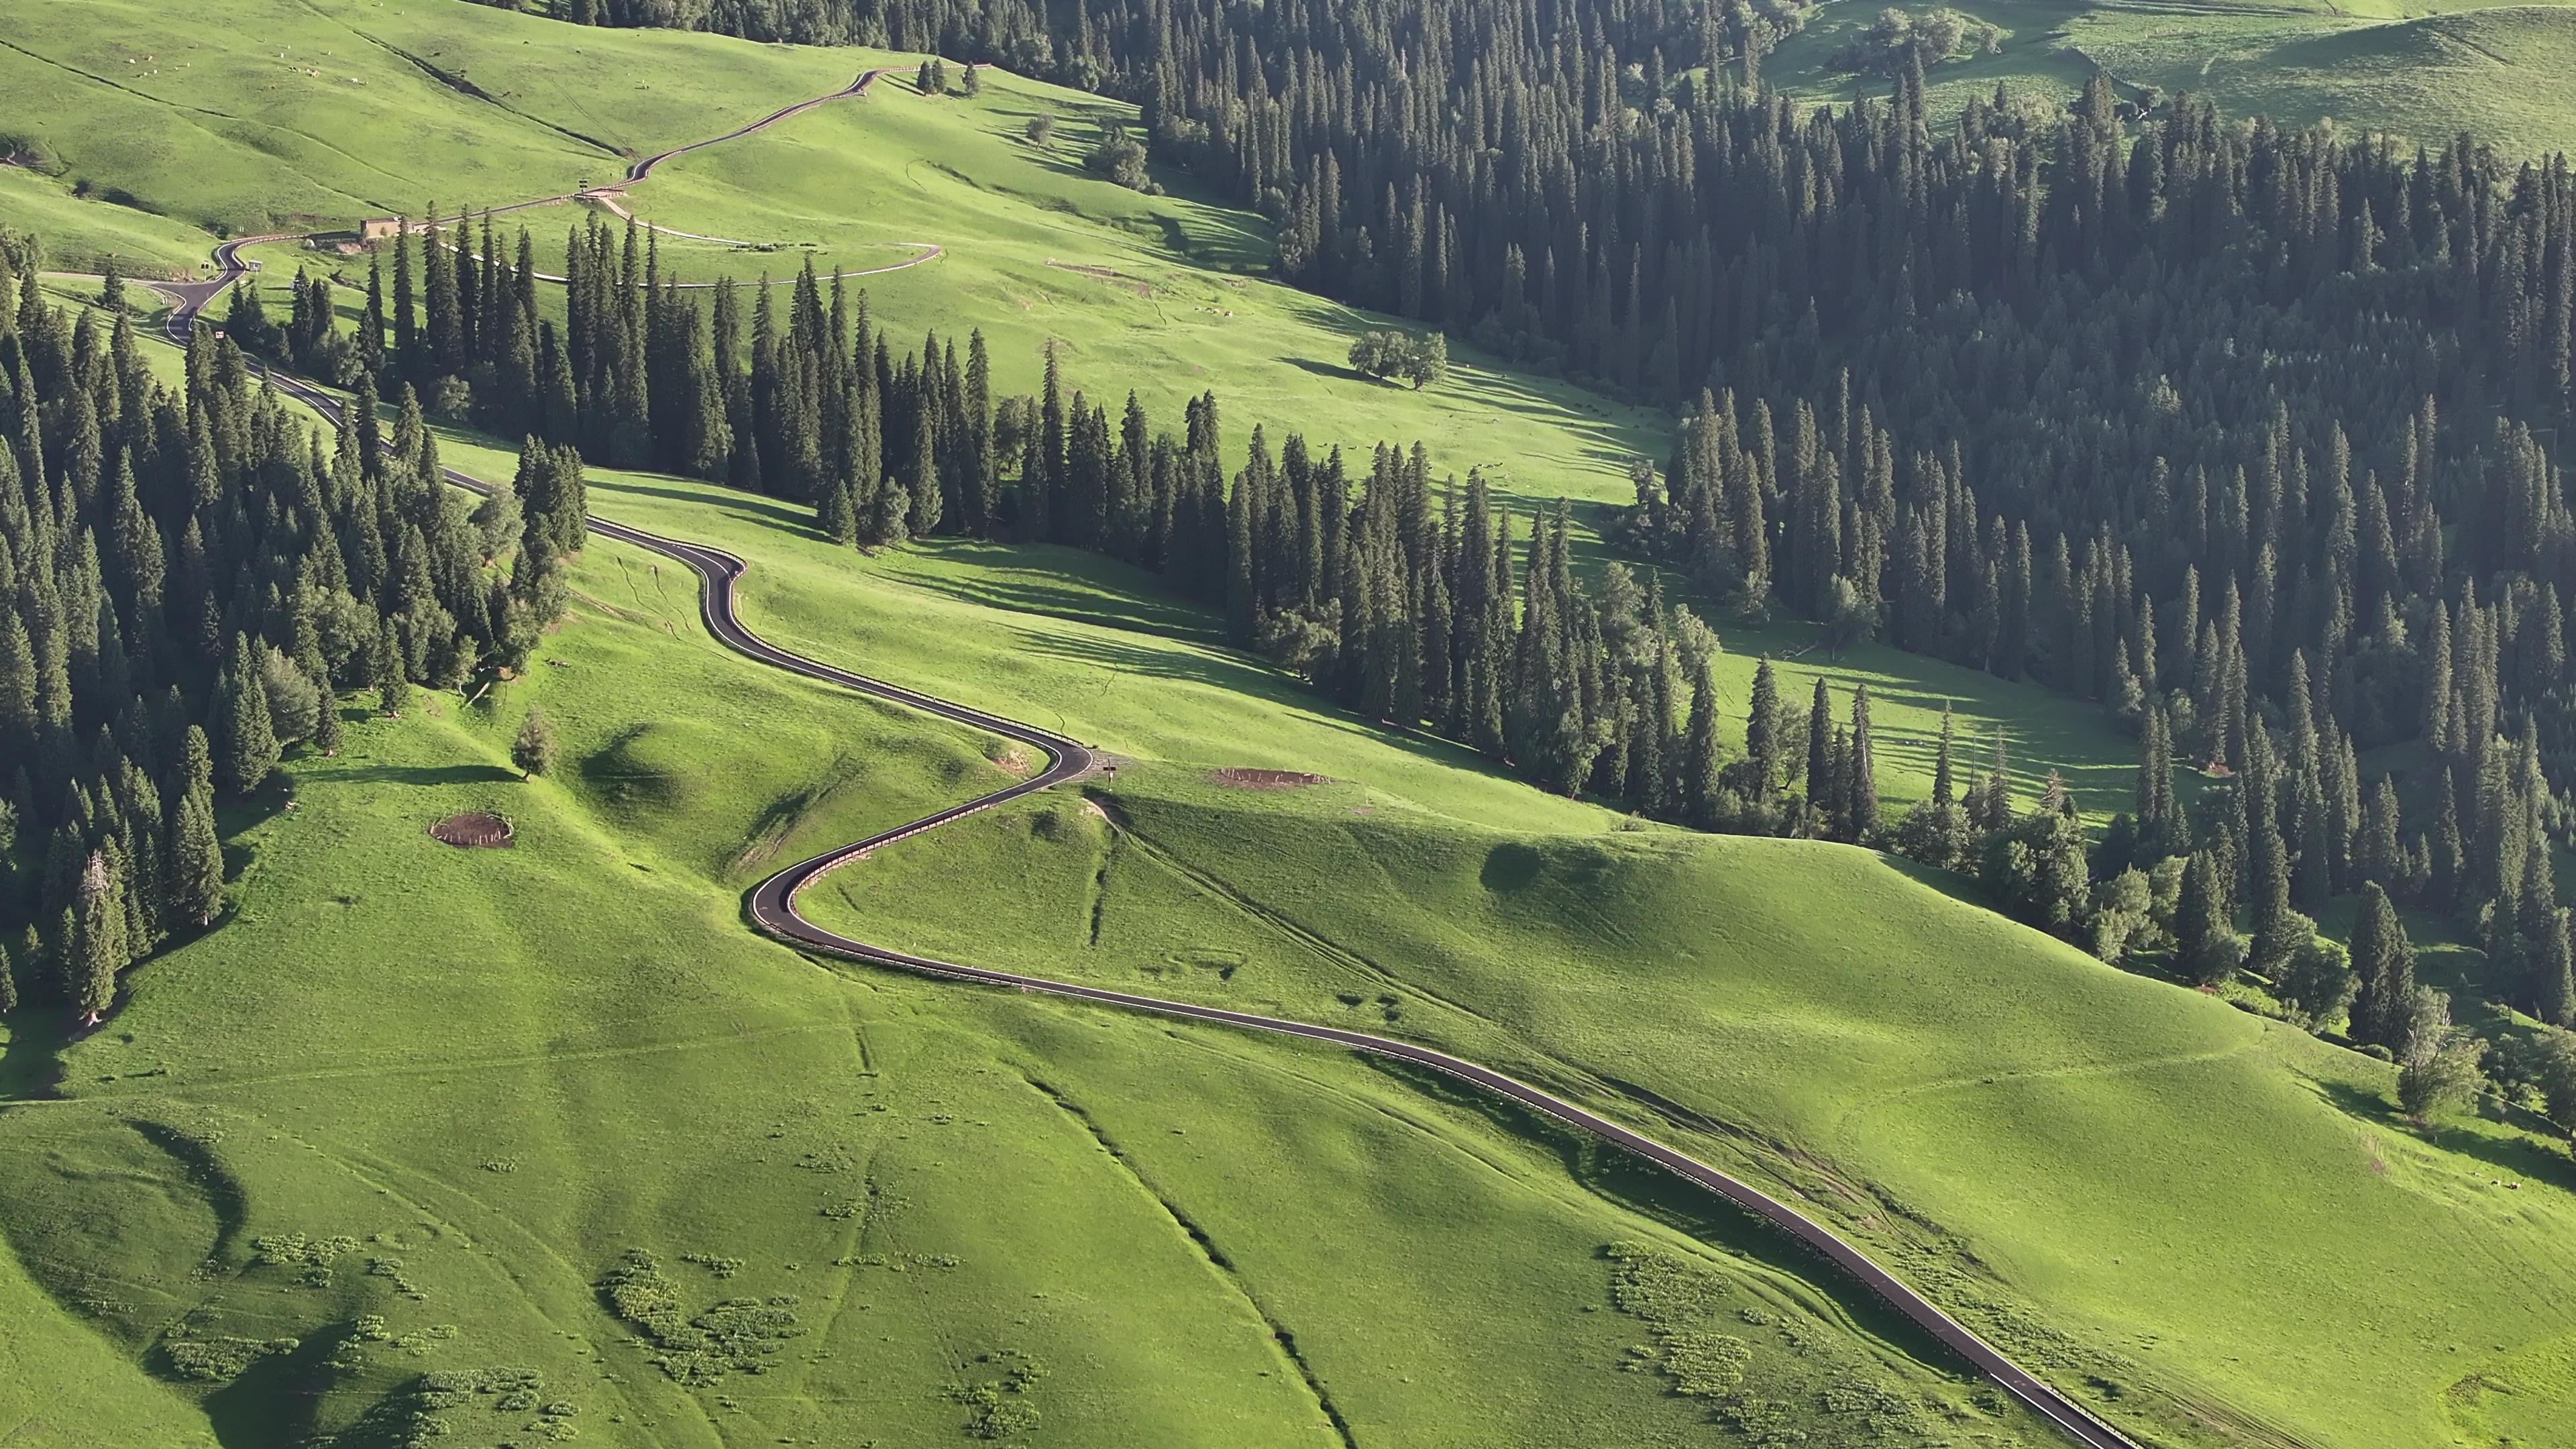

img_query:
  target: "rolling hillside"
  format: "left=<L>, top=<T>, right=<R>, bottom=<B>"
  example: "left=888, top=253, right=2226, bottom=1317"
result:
left=7, top=2, right=2576, bottom=1446
left=1761, top=0, right=2576, bottom=158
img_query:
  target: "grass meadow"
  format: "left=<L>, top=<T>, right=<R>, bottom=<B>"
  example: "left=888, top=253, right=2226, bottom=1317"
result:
left=5, top=3, right=2576, bottom=1444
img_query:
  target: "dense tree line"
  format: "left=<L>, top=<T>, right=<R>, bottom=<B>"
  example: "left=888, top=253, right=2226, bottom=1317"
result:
left=0, top=239, right=574, bottom=1024
left=331, top=213, right=1761, bottom=822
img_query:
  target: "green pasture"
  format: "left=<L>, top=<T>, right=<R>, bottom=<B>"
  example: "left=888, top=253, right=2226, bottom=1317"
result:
left=1763, top=0, right=2576, bottom=158
left=0, top=499, right=2051, bottom=1449
left=804, top=755, right=2576, bottom=1449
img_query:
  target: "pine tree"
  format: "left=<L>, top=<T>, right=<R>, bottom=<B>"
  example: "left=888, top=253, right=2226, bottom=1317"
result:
left=2176, top=850, right=2244, bottom=987
left=71, top=849, right=126, bottom=1024
left=1803, top=677, right=1833, bottom=836
left=168, top=781, right=225, bottom=931
left=312, top=682, right=344, bottom=757
left=2350, top=883, right=2416, bottom=1049
left=377, top=620, right=412, bottom=717
left=1745, top=657, right=1784, bottom=805
left=1847, top=684, right=1880, bottom=843
left=217, top=635, right=280, bottom=796
left=1682, top=659, right=1722, bottom=829
left=2535, top=910, right=2576, bottom=1029
left=513, top=708, right=559, bottom=780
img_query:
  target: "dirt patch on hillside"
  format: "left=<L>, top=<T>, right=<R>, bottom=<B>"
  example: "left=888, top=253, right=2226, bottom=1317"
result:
left=1209, top=768, right=1328, bottom=790
left=987, top=743, right=1034, bottom=776
left=429, top=812, right=515, bottom=848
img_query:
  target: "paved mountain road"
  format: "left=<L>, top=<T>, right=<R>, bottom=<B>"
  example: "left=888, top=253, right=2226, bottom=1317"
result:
left=150, top=70, right=2149, bottom=1449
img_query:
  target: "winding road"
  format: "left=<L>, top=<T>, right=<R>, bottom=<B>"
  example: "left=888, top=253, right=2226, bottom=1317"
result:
left=146, top=68, right=934, bottom=332
left=151, top=74, right=2147, bottom=1449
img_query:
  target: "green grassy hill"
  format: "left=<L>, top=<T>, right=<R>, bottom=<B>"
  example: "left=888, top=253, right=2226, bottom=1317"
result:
left=1762, top=0, right=2576, bottom=158
left=0, top=474, right=2057, bottom=1449
left=804, top=734, right=2576, bottom=1449
left=7, top=3, right=2575, bottom=1446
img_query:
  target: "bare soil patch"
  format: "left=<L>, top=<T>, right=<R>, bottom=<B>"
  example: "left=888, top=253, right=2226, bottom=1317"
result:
left=1209, top=768, right=1328, bottom=790
left=429, top=811, right=515, bottom=849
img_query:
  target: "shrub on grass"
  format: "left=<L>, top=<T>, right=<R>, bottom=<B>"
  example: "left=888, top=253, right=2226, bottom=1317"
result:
left=161, top=1335, right=297, bottom=1382
left=514, top=708, right=559, bottom=780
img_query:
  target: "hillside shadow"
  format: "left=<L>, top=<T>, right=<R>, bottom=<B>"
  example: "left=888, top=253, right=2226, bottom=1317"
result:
left=2312, top=1078, right=2576, bottom=1191
left=203, top=1330, right=337, bottom=1449
left=0, top=1009, right=72, bottom=1101
left=321, top=762, right=521, bottom=788
left=595, top=477, right=818, bottom=532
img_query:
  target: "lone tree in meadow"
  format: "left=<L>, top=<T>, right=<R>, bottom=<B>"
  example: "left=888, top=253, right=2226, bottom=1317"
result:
left=513, top=708, right=559, bottom=780
left=1348, top=331, right=1450, bottom=390
left=97, top=256, right=125, bottom=311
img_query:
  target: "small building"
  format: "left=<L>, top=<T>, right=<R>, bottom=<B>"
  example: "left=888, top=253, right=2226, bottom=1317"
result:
left=358, top=217, right=402, bottom=241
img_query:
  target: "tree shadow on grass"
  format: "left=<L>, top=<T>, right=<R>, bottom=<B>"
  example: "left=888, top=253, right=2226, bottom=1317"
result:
left=203, top=1329, right=338, bottom=1449
left=1281, top=354, right=1374, bottom=386
left=2310, top=1076, right=2576, bottom=1191
left=593, top=476, right=820, bottom=533
left=890, top=549, right=1225, bottom=644
left=1009, top=627, right=1540, bottom=782
left=318, top=762, right=522, bottom=789
left=0, top=1009, right=73, bottom=1101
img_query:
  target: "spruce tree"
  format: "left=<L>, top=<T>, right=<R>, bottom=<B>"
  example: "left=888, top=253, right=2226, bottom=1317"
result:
left=2349, top=883, right=2416, bottom=1049
left=1803, top=677, right=1833, bottom=835
left=1847, top=684, right=1880, bottom=843
left=368, top=617, right=406, bottom=715
left=71, top=849, right=126, bottom=1024
left=2176, top=851, right=2244, bottom=987
left=513, top=708, right=559, bottom=780
left=312, top=681, right=344, bottom=757
left=1682, top=658, right=1722, bottom=829
left=216, top=635, right=280, bottom=796
left=1745, top=657, right=1784, bottom=804
left=169, top=782, right=225, bottom=931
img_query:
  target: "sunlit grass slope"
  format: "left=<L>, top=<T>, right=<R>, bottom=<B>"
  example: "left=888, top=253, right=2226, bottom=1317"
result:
left=805, top=752, right=2576, bottom=1449
left=0, top=0, right=1664, bottom=531
left=0, top=485, right=2055, bottom=1448
left=1762, top=0, right=2576, bottom=159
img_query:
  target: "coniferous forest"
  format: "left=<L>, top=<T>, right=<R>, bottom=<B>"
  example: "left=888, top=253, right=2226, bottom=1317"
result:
left=0, top=236, right=580, bottom=1021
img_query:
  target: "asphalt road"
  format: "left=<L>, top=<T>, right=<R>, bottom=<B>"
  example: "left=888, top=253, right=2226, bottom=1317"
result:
left=147, top=70, right=2151, bottom=1449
